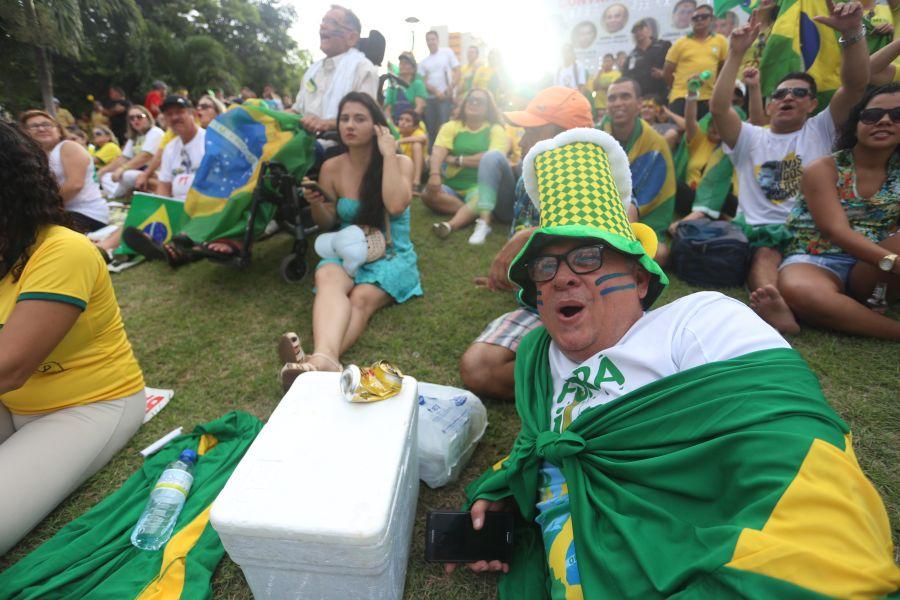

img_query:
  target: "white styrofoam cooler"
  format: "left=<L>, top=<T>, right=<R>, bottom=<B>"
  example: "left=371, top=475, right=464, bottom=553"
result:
left=210, top=371, right=419, bottom=599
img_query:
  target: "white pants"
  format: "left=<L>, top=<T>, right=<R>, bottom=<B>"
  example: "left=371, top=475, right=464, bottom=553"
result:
left=100, top=170, right=142, bottom=199
left=0, top=389, right=145, bottom=555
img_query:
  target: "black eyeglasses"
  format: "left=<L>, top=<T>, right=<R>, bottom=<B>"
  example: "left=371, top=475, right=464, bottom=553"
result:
left=771, top=87, right=811, bottom=101
left=691, top=13, right=712, bottom=21
left=859, top=107, right=900, bottom=125
left=528, top=245, right=606, bottom=283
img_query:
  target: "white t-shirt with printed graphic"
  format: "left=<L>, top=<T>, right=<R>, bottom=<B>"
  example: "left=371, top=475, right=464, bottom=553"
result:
left=158, top=127, right=206, bottom=201
left=547, top=291, right=789, bottom=433
left=724, top=108, right=836, bottom=227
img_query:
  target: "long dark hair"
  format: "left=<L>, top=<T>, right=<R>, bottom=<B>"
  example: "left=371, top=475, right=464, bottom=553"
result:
left=337, top=92, right=390, bottom=229
left=0, top=122, right=71, bottom=281
left=835, top=83, right=900, bottom=153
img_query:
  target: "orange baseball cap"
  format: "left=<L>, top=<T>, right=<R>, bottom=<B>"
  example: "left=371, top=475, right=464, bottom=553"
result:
left=504, top=86, right=593, bottom=130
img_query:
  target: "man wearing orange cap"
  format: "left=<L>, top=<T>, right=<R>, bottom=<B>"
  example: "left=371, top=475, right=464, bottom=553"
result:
left=460, top=86, right=638, bottom=401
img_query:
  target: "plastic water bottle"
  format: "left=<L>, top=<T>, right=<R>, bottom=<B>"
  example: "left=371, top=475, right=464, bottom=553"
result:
left=866, top=282, right=888, bottom=314
left=688, top=70, right=712, bottom=93
left=131, top=449, right=198, bottom=550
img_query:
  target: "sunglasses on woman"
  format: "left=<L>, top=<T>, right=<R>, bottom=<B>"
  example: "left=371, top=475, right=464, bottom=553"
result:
left=128, top=114, right=148, bottom=121
left=771, top=87, right=811, bottom=101
left=528, top=244, right=606, bottom=283
left=93, top=130, right=106, bottom=136
left=859, top=107, right=900, bottom=125
left=691, top=13, right=712, bottom=21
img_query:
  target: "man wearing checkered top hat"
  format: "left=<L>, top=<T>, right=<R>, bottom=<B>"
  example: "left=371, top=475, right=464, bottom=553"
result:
left=447, top=128, right=899, bottom=598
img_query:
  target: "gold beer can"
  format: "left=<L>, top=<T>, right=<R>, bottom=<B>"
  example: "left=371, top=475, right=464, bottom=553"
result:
left=340, top=361, right=404, bottom=403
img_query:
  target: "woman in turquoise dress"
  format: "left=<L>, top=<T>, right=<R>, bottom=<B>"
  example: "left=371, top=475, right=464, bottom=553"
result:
left=279, top=92, right=420, bottom=386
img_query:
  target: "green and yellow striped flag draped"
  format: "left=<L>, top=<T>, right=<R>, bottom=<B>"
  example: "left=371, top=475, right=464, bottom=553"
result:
left=466, top=329, right=900, bottom=599
left=759, top=0, right=842, bottom=102
left=0, top=411, right=263, bottom=600
left=181, top=100, right=315, bottom=243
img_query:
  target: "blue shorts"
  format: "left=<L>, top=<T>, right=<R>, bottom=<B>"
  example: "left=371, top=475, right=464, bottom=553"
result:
left=780, top=252, right=857, bottom=288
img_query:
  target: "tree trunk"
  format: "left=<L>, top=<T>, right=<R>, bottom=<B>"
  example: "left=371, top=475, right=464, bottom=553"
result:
left=24, top=0, right=55, bottom=116
left=35, top=45, right=55, bottom=116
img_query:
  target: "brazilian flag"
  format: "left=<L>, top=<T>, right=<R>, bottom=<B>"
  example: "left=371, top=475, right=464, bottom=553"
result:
left=465, top=328, right=900, bottom=599
left=181, top=99, right=315, bottom=244
left=760, top=0, right=842, bottom=103
left=115, top=192, right=188, bottom=256
left=713, top=0, right=757, bottom=17
left=0, top=412, right=263, bottom=599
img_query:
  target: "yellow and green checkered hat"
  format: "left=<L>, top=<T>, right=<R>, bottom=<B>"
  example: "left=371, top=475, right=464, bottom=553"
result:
left=509, top=128, right=667, bottom=309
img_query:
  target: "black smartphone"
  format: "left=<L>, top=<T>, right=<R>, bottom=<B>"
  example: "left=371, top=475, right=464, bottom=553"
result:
left=300, top=181, right=333, bottom=203
left=425, top=511, right=514, bottom=563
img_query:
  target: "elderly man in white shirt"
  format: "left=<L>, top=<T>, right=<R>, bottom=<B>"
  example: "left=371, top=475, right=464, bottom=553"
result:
left=288, top=5, right=378, bottom=135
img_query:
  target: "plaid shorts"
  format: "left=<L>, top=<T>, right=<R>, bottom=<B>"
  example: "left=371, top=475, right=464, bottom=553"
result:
left=474, top=308, right=542, bottom=351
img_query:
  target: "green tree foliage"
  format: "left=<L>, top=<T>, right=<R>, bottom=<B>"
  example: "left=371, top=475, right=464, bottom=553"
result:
left=0, top=0, right=310, bottom=116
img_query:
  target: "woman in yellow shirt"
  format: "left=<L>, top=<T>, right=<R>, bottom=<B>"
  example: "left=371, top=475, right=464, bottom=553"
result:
left=0, top=122, right=145, bottom=555
left=90, top=125, right=122, bottom=168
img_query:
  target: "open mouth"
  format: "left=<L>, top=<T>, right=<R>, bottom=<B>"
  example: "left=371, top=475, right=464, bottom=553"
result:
left=557, top=301, right=585, bottom=319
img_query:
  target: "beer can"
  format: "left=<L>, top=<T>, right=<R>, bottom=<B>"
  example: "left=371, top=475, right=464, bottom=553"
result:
left=340, top=361, right=404, bottom=403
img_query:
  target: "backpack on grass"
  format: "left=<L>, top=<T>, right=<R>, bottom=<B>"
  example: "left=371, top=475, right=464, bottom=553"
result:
left=671, top=218, right=750, bottom=287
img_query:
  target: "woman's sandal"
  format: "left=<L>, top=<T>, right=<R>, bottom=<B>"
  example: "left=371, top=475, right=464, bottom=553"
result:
left=196, top=238, right=243, bottom=263
left=277, top=332, right=305, bottom=364
left=279, top=353, right=343, bottom=393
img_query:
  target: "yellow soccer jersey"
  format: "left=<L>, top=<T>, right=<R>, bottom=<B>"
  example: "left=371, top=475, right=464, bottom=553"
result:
left=0, top=226, right=144, bottom=414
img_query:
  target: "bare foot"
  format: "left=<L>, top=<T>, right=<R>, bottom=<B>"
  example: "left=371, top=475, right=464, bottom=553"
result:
left=749, top=285, right=800, bottom=335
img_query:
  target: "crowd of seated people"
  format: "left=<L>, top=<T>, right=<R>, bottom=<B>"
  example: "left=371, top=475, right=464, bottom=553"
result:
left=2, top=2, right=898, bottom=578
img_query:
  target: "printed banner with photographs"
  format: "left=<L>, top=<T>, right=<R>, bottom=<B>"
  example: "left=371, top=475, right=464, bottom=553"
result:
left=555, top=0, right=745, bottom=73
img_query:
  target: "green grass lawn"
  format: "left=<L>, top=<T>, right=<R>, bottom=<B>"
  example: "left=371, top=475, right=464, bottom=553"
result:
left=2, top=200, right=897, bottom=597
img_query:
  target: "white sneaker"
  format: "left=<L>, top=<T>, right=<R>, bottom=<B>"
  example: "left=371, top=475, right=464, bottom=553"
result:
left=468, top=218, right=492, bottom=245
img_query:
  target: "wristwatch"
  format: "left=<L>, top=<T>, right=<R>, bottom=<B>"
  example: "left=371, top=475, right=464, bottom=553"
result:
left=877, top=253, right=897, bottom=272
left=457, top=155, right=463, bottom=167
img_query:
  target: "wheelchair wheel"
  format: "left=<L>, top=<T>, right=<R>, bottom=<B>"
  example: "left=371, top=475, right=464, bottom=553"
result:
left=280, top=253, right=308, bottom=283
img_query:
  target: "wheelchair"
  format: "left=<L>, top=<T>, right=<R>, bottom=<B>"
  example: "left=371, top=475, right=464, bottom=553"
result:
left=227, top=29, right=406, bottom=284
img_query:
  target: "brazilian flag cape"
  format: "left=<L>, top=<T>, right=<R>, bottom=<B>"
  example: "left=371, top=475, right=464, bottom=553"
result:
left=759, top=0, right=841, bottom=104
left=465, top=329, right=900, bottom=599
left=599, top=117, right=675, bottom=237
left=673, top=111, right=744, bottom=218
left=181, top=100, right=315, bottom=243
left=0, top=411, right=263, bottom=600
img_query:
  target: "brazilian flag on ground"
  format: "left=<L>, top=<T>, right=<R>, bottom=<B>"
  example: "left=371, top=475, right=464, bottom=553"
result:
left=466, top=329, right=900, bottom=598
left=0, top=411, right=263, bottom=599
left=180, top=99, right=315, bottom=243
left=759, top=0, right=841, bottom=103
left=115, top=192, right=188, bottom=256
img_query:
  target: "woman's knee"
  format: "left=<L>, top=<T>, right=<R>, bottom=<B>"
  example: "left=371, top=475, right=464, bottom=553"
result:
left=779, top=267, right=834, bottom=312
left=348, top=286, right=389, bottom=315
left=314, top=264, right=350, bottom=288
